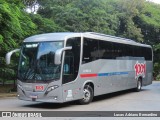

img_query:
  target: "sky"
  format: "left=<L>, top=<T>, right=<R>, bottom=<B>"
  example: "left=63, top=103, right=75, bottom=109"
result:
left=148, top=0, right=160, bottom=4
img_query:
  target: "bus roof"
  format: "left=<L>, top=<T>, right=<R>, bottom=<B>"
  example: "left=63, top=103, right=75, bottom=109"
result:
left=24, top=32, right=77, bottom=42
left=24, top=32, right=151, bottom=48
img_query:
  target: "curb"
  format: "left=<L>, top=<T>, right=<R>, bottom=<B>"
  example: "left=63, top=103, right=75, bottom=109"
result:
left=0, top=92, right=17, bottom=98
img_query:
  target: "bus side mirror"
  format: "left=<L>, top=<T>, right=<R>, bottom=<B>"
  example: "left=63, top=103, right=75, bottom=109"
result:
left=6, top=49, right=20, bottom=65
left=54, top=46, right=72, bottom=65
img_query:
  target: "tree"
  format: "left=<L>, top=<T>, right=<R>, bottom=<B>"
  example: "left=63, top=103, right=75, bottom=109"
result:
left=0, top=0, right=36, bottom=83
left=114, top=0, right=145, bottom=42
left=37, top=0, right=119, bottom=34
left=30, top=14, right=66, bottom=34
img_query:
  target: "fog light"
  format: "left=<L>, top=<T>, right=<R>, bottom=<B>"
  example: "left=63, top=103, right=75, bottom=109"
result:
left=53, top=96, right=57, bottom=100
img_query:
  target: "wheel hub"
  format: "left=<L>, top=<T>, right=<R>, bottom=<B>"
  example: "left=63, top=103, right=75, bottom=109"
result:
left=83, top=89, right=90, bottom=101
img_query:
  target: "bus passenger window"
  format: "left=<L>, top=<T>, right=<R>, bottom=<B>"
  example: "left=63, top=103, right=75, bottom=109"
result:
left=83, top=38, right=99, bottom=64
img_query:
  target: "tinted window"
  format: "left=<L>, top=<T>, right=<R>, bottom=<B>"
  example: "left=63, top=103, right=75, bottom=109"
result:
left=99, top=41, right=134, bottom=60
left=142, top=47, right=152, bottom=61
left=124, top=44, right=134, bottom=57
left=62, top=37, right=81, bottom=84
left=133, top=46, right=152, bottom=61
left=99, top=40, right=113, bottom=59
left=82, top=38, right=99, bottom=64
left=112, top=42, right=123, bottom=59
left=82, top=38, right=152, bottom=62
left=134, top=46, right=142, bottom=58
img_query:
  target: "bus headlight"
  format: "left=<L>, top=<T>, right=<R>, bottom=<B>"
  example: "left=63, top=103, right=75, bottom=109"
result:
left=45, top=85, right=59, bottom=94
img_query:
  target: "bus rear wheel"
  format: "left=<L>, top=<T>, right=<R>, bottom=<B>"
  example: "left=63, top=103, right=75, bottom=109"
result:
left=135, top=78, right=142, bottom=92
left=79, top=85, right=93, bottom=105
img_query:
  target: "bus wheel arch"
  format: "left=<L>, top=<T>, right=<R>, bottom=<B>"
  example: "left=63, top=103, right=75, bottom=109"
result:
left=79, top=82, right=94, bottom=105
left=86, top=82, right=94, bottom=93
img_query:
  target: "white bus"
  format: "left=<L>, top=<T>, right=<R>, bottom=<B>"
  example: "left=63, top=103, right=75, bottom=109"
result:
left=6, top=32, right=153, bottom=104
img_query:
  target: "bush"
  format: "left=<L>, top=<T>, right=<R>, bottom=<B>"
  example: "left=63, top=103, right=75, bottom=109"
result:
left=156, top=74, right=160, bottom=81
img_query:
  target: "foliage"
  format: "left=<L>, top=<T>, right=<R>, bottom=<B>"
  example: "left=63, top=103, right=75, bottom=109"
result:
left=0, top=0, right=160, bottom=81
left=38, top=0, right=118, bottom=35
left=156, top=74, right=160, bottom=81
left=0, top=0, right=36, bottom=81
left=30, top=14, right=66, bottom=34
left=114, top=0, right=145, bottom=42
left=153, top=43, right=160, bottom=78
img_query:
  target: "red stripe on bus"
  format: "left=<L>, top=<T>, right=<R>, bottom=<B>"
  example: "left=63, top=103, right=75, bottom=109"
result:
left=80, top=74, right=97, bottom=78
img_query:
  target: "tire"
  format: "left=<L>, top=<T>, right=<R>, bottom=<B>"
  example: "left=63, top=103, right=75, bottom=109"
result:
left=135, top=78, right=142, bottom=92
left=79, top=85, right=94, bottom=105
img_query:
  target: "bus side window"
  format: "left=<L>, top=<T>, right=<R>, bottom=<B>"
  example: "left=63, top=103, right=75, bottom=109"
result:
left=82, top=38, right=99, bottom=64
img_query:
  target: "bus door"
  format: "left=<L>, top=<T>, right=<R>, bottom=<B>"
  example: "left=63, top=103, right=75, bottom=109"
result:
left=62, top=37, right=81, bottom=102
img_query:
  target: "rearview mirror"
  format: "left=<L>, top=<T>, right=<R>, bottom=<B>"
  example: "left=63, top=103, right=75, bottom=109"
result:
left=6, top=49, right=20, bottom=65
left=54, top=46, right=72, bottom=65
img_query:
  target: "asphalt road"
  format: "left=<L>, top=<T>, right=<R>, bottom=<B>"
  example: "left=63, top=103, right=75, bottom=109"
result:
left=0, top=81, right=160, bottom=119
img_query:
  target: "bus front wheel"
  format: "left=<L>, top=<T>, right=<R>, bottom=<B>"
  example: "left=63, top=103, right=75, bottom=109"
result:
left=79, top=85, right=93, bottom=105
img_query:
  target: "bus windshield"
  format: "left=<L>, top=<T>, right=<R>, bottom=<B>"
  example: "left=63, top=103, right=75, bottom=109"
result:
left=18, top=41, right=64, bottom=82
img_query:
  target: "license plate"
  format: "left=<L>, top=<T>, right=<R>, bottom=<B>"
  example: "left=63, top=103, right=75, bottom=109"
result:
left=35, top=85, right=44, bottom=91
left=30, top=93, right=38, bottom=99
